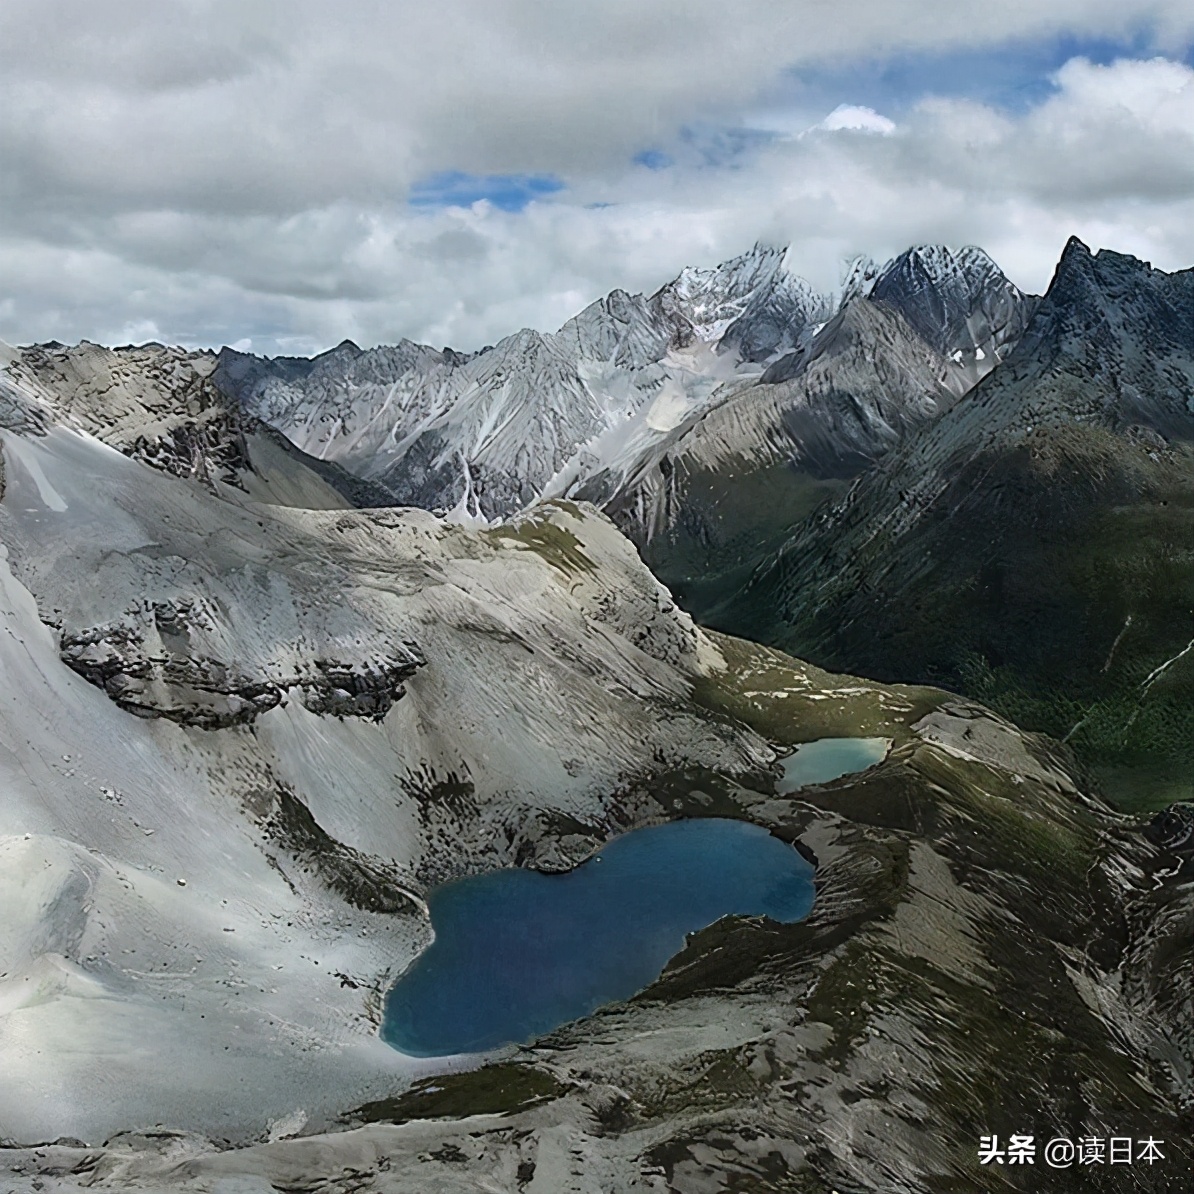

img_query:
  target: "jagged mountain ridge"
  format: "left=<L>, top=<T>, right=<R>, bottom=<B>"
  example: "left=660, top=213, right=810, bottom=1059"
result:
left=2, top=243, right=1044, bottom=657
left=722, top=237, right=1194, bottom=776
left=5, top=340, right=398, bottom=510
left=214, top=244, right=831, bottom=521
left=583, top=256, right=1033, bottom=530
left=568, top=244, right=1035, bottom=612
left=9, top=243, right=1033, bottom=541
left=871, top=242, right=1037, bottom=365
left=214, top=242, right=1032, bottom=526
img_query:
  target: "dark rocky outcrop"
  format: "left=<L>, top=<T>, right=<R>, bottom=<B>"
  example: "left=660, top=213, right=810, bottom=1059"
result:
left=869, top=242, right=1037, bottom=360
left=60, top=610, right=424, bottom=729
left=1145, top=802, right=1194, bottom=854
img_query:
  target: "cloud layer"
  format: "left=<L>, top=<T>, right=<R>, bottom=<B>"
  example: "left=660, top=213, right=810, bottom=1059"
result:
left=2, top=1, right=1193, bottom=352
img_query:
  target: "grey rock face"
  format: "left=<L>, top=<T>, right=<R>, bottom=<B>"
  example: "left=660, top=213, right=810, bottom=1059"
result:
left=212, top=244, right=839, bottom=520
left=60, top=607, right=424, bottom=729
left=585, top=247, right=1034, bottom=612
left=0, top=382, right=48, bottom=437
left=7, top=244, right=1035, bottom=544
left=598, top=295, right=970, bottom=545
left=1009, top=236, right=1194, bottom=435
left=9, top=340, right=395, bottom=510
left=1145, top=802, right=1194, bottom=853
left=720, top=266, right=829, bottom=362
left=15, top=341, right=251, bottom=484
left=869, top=243, right=1037, bottom=363
left=216, top=241, right=1034, bottom=547
left=749, top=238, right=1194, bottom=586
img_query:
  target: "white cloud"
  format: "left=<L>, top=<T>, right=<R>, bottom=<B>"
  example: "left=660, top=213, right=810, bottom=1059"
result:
left=116, top=319, right=163, bottom=346
left=817, top=105, right=897, bottom=135
left=0, top=2, right=1193, bottom=351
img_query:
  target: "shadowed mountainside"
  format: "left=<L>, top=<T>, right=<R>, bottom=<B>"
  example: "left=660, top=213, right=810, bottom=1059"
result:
left=715, top=239, right=1194, bottom=804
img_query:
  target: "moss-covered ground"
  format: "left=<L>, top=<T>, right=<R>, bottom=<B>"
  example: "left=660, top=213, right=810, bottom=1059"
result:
left=484, top=504, right=596, bottom=575
left=722, top=431, right=1194, bottom=813
left=346, top=1064, right=568, bottom=1125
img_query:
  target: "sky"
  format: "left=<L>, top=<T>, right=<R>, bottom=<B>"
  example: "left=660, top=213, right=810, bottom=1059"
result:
left=2, top=0, right=1193, bottom=356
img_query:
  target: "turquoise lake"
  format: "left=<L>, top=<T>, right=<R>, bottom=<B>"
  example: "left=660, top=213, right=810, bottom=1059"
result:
left=778, top=736, right=889, bottom=791
left=381, top=818, right=815, bottom=1057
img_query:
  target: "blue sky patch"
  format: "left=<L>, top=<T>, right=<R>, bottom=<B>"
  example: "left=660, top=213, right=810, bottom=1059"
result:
left=633, top=149, right=673, bottom=170
left=409, top=171, right=565, bottom=212
left=770, top=29, right=1191, bottom=119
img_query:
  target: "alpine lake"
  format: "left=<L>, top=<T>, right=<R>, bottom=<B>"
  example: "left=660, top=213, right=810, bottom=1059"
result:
left=382, top=738, right=888, bottom=1056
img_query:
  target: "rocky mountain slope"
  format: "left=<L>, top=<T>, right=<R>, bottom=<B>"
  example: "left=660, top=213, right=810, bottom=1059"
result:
left=213, top=244, right=831, bottom=522
left=213, top=244, right=1034, bottom=552
left=1, top=311, right=1191, bottom=1192
left=720, top=239, right=1194, bottom=792
left=581, top=246, right=1035, bottom=611
left=0, top=358, right=779, bottom=1143
left=5, top=340, right=397, bottom=510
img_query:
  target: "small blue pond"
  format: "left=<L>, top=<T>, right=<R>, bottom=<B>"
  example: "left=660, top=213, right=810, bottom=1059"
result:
left=381, top=818, right=815, bottom=1057
left=778, top=737, right=889, bottom=792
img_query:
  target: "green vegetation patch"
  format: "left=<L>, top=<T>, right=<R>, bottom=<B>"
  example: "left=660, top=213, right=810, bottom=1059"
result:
left=744, top=431, right=1194, bottom=811
left=804, top=940, right=887, bottom=1064
left=692, top=631, right=943, bottom=750
left=879, top=946, right=1168, bottom=1192
left=486, top=512, right=596, bottom=575
left=625, top=1046, right=769, bottom=1125
left=910, top=747, right=1099, bottom=882
left=1091, top=761, right=1194, bottom=814
left=638, top=460, right=849, bottom=620
left=641, top=835, right=911, bottom=1005
left=346, top=1064, right=568, bottom=1124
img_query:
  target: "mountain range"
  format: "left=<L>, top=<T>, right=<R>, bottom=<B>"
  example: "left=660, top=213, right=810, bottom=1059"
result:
left=8, top=235, right=1191, bottom=788
left=207, top=243, right=1024, bottom=510
left=1, top=234, right=1191, bottom=1193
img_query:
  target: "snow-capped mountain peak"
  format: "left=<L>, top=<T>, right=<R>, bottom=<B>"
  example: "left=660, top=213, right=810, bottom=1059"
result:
left=200, top=239, right=1035, bottom=524
left=212, top=242, right=838, bottom=519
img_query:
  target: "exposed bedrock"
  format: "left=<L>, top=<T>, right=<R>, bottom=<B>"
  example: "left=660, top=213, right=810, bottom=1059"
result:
left=59, top=615, right=424, bottom=728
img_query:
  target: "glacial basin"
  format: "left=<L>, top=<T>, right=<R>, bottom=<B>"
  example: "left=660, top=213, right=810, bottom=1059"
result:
left=778, top=736, right=890, bottom=792
left=381, top=818, right=815, bottom=1057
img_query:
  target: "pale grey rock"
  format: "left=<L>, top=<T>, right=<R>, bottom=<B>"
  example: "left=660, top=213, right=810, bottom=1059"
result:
left=9, top=340, right=395, bottom=510
left=214, top=244, right=836, bottom=521
left=210, top=242, right=1035, bottom=559
left=0, top=365, right=776, bottom=1146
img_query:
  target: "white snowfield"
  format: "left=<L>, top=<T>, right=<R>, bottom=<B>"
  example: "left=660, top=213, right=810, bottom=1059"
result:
left=0, top=367, right=775, bottom=1146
